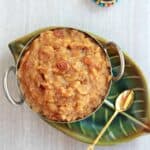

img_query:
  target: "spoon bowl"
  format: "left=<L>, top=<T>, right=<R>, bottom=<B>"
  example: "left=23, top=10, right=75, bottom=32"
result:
left=116, top=90, right=134, bottom=112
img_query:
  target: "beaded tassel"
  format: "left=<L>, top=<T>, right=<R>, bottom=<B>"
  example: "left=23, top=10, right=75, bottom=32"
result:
left=95, top=0, right=118, bottom=7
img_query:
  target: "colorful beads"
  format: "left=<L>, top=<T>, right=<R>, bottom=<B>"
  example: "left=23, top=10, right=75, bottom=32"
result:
left=94, top=0, right=118, bottom=7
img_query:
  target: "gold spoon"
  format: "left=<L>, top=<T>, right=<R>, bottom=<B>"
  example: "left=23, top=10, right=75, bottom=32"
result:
left=87, top=90, right=134, bottom=150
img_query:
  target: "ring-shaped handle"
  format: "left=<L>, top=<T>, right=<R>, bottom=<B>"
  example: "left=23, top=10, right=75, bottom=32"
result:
left=3, top=66, right=24, bottom=106
left=104, top=42, right=125, bottom=81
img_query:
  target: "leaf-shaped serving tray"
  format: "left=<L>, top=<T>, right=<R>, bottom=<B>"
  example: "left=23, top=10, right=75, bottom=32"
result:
left=8, top=27, right=150, bottom=146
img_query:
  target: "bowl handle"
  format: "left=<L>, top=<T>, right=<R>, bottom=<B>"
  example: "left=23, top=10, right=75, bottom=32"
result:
left=3, top=66, right=24, bottom=106
left=104, top=42, right=125, bottom=81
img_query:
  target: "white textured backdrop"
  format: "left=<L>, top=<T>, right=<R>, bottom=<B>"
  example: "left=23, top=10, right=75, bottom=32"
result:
left=0, top=0, right=150, bottom=150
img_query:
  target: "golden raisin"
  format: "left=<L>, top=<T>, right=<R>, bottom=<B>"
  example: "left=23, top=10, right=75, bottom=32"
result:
left=82, top=56, right=92, bottom=65
left=56, top=60, right=70, bottom=72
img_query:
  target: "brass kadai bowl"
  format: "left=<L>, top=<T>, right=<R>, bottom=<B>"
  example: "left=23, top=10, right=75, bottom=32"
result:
left=3, top=27, right=125, bottom=123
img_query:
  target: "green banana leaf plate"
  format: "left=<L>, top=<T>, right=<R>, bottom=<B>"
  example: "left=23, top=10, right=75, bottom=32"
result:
left=8, top=27, right=150, bottom=146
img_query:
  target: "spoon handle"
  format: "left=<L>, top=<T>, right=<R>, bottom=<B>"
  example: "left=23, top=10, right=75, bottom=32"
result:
left=87, top=111, right=119, bottom=150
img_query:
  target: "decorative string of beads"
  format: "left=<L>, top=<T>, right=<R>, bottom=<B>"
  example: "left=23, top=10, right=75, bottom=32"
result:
left=94, top=0, right=118, bottom=7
